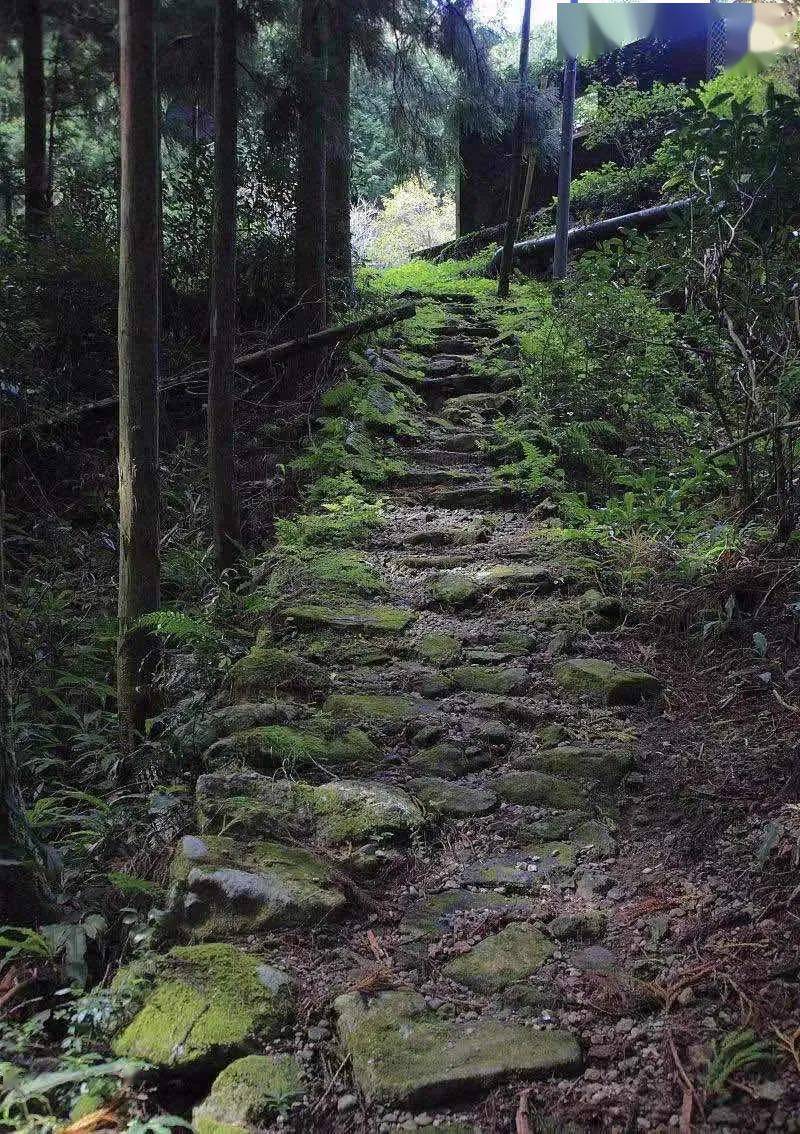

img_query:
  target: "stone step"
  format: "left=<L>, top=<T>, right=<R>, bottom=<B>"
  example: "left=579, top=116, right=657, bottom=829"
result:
left=423, top=482, right=530, bottom=510
left=414, top=338, right=479, bottom=356
left=423, top=356, right=472, bottom=378
left=395, top=466, right=477, bottom=488
left=407, top=446, right=484, bottom=467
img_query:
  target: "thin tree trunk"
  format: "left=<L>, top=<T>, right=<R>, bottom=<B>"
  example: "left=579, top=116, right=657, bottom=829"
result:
left=326, top=0, right=352, bottom=302
left=516, top=148, right=536, bottom=239
left=22, top=0, right=48, bottom=236
left=293, top=0, right=327, bottom=334
left=208, top=0, right=241, bottom=573
left=552, top=0, right=579, bottom=281
left=117, top=0, right=161, bottom=754
left=46, top=35, right=62, bottom=208
left=0, top=380, right=53, bottom=921
left=497, top=0, right=532, bottom=300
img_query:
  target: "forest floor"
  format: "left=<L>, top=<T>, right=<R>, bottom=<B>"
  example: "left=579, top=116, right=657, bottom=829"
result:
left=6, top=281, right=800, bottom=1134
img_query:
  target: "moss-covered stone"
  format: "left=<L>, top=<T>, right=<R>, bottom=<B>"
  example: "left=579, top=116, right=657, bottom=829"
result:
left=443, top=923, right=555, bottom=993
left=282, top=603, right=415, bottom=634
left=473, top=564, right=555, bottom=594
left=164, top=701, right=303, bottom=757
left=537, top=723, right=572, bottom=747
left=549, top=912, right=607, bottom=942
left=495, top=771, right=587, bottom=811
left=205, top=723, right=378, bottom=774
left=581, top=589, right=625, bottom=629
left=406, top=519, right=492, bottom=548
left=410, top=776, right=497, bottom=818
left=196, top=771, right=422, bottom=846
left=407, top=742, right=493, bottom=777
left=312, top=779, right=423, bottom=844
left=427, top=572, right=482, bottom=608
left=432, top=483, right=525, bottom=510
left=334, top=989, right=580, bottom=1106
left=228, top=648, right=330, bottom=699
left=401, top=889, right=534, bottom=948
left=169, top=834, right=346, bottom=936
left=555, top=659, right=662, bottom=705
left=112, top=944, right=293, bottom=1072
left=514, top=745, right=631, bottom=785
left=524, top=840, right=579, bottom=869
left=323, top=692, right=436, bottom=734
left=443, top=664, right=527, bottom=695
left=415, top=632, right=463, bottom=666
left=193, top=1054, right=304, bottom=1134
left=462, top=854, right=547, bottom=894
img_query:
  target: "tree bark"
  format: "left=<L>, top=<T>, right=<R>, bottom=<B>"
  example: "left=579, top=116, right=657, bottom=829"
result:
left=325, top=0, right=352, bottom=302
left=497, top=0, right=532, bottom=300
left=117, top=0, right=161, bottom=754
left=293, top=0, right=328, bottom=334
left=0, top=372, right=53, bottom=922
left=208, top=0, right=241, bottom=573
left=21, top=0, right=48, bottom=236
left=552, top=1, right=579, bottom=281
left=46, top=34, right=62, bottom=208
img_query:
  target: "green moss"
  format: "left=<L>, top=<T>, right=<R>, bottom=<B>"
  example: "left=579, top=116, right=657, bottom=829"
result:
left=555, top=658, right=662, bottom=705
left=206, top=723, right=378, bottom=774
left=229, top=647, right=330, bottom=698
left=323, top=692, right=429, bottom=733
left=193, top=1054, right=304, bottom=1134
left=495, top=771, right=587, bottom=811
left=276, top=501, right=383, bottom=549
left=112, top=944, right=293, bottom=1072
left=444, top=664, right=527, bottom=695
left=311, top=779, right=423, bottom=844
left=283, top=603, right=415, bottom=634
left=442, top=923, right=555, bottom=993
left=359, top=253, right=497, bottom=298
left=427, top=572, right=481, bottom=608
left=517, top=745, right=631, bottom=785
left=415, top=632, right=462, bottom=666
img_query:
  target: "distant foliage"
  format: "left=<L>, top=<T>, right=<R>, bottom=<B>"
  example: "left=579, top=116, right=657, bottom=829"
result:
left=364, top=179, right=457, bottom=267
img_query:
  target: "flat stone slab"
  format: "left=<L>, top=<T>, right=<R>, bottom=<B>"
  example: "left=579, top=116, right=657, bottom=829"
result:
left=514, top=745, right=632, bottom=785
left=472, top=564, right=555, bottom=594
left=549, top=911, right=607, bottom=942
left=407, top=742, right=494, bottom=777
left=495, top=771, right=588, bottom=811
left=442, top=923, right=555, bottom=993
left=282, top=603, right=416, bottom=634
left=462, top=852, right=560, bottom=893
left=112, top=944, right=293, bottom=1073
left=401, top=889, right=534, bottom=948
left=428, top=572, right=482, bottom=608
left=170, top=834, right=346, bottom=936
left=442, top=664, right=528, bottom=696
left=555, top=658, right=662, bottom=705
left=323, top=692, right=439, bottom=734
left=410, top=776, right=498, bottom=817
left=334, top=990, right=581, bottom=1106
left=196, top=771, right=422, bottom=845
left=431, top=484, right=526, bottom=510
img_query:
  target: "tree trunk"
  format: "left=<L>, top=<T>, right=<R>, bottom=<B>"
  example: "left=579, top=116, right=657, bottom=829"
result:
left=117, top=0, right=161, bottom=754
left=293, top=0, right=327, bottom=334
left=516, top=149, right=536, bottom=239
left=46, top=34, right=62, bottom=208
left=497, top=0, right=532, bottom=300
left=326, top=0, right=352, bottom=302
left=552, top=1, right=579, bottom=281
left=208, top=0, right=241, bottom=573
left=0, top=377, right=53, bottom=922
left=21, top=0, right=48, bottom=236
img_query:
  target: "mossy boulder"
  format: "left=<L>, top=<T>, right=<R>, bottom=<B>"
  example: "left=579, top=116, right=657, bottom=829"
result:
left=442, top=665, right=527, bottom=695
left=427, top=572, right=482, bottom=608
left=495, top=771, right=587, bottom=811
left=472, top=565, right=555, bottom=595
left=169, top=834, right=346, bottom=936
left=163, top=701, right=303, bottom=757
left=514, top=745, right=631, bottom=785
left=407, top=520, right=491, bottom=548
left=549, top=912, right=607, bottom=942
left=410, top=776, right=497, bottom=818
left=401, top=890, right=534, bottom=949
left=193, top=1054, right=304, bottom=1134
left=407, top=742, right=493, bottom=777
left=111, top=944, right=293, bottom=1073
left=555, top=659, right=662, bottom=705
left=196, top=771, right=422, bottom=846
left=443, top=923, right=555, bottom=993
left=205, top=723, right=378, bottom=774
left=228, top=648, right=330, bottom=699
left=312, top=779, right=423, bottom=844
left=323, top=692, right=437, bottom=734
left=334, top=989, right=580, bottom=1106
left=415, top=632, right=463, bottom=666
left=282, top=603, right=415, bottom=634
left=432, top=483, right=525, bottom=510
left=462, top=854, right=548, bottom=894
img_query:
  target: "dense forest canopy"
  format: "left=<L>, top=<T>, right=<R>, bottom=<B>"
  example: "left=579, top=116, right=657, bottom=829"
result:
left=2, top=0, right=800, bottom=1131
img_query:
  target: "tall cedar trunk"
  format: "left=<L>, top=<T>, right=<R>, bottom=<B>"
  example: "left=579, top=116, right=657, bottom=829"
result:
left=552, top=0, right=579, bottom=281
left=496, top=0, right=532, bottom=299
left=326, top=1, right=352, bottom=301
left=293, top=0, right=327, bottom=334
left=22, top=0, right=48, bottom=236
left=208, top=0, right=241, bottom=572
left=117, top=0, right=161, bottom=754
left=0, top=381, right=53, bottom=921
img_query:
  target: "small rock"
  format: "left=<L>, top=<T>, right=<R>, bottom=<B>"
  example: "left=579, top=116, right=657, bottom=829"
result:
left=337, top=1094, right=359, bottom=1113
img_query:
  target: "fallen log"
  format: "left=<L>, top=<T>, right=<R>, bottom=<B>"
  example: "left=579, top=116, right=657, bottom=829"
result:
left=1, top=303, right=417, bottom=438
left=487, top=198, right=693, bottom=275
